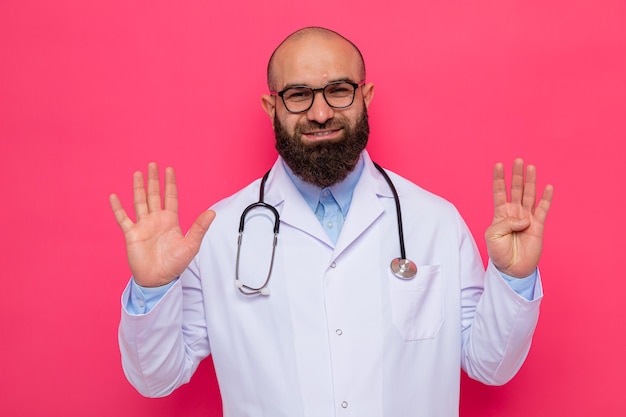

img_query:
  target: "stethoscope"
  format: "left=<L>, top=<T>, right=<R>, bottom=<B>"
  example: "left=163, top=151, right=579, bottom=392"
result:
left=234, top=163, right=418, bottom=296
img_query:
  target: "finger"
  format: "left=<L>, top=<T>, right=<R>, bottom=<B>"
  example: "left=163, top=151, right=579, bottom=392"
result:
left=522, top=164, right=537, bottom=211
left=492, top=162, right=508, bottom=209
left=163, top=167, right=178, bottom=213
left=510, top=158, right=525, bottom=205
left=533, top=184, right=554, bottom=225
left=133, top=170, right=148, bottom=220
left=147, top=162, right=162, bottom=212
left=186, top=209, right=216, bottom=248
left=109, top=193, right=135, bottom=233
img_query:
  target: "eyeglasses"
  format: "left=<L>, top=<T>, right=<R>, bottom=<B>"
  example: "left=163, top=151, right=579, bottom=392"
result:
left=273, top=81, right=364, bottom=113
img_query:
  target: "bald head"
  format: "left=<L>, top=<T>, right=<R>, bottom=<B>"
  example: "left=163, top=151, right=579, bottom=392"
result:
left=267, top=27, right=366, bottom=92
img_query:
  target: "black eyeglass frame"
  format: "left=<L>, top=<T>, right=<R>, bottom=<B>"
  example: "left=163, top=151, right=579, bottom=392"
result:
left=272, top=81, right=365, bottom=113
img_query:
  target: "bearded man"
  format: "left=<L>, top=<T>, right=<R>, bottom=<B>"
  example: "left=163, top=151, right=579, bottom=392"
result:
left=111, top=26, right=553, bottom=417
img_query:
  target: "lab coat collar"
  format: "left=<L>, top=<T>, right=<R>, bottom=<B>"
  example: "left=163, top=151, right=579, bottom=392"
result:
left=263, top=158, right=332, bottom=245
left=333, top=151, right=395, bottom=255
left=262, top=150, right=396, bottom=254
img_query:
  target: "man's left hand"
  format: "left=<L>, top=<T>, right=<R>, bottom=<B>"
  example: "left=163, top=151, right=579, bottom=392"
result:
left=486, top=158, right=554, bottom=278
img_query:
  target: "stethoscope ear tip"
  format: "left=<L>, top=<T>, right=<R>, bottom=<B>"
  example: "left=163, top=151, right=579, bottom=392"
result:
left=260, top=287, right=271, bottom=296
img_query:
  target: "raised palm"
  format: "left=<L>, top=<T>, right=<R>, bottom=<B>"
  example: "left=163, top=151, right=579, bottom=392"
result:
left=486, top=159, right=554, bottom=278
left=109, top=163, right=215, bottom=287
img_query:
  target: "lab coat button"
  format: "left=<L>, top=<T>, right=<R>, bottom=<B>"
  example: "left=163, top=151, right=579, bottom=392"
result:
left=341, top=401, right=348, bottom=408
left=336, top=329, right=343, bottom=336
left=330, top=262, right=336, bottom=268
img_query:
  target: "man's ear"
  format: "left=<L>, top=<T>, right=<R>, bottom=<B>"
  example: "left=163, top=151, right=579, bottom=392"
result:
left=261, top=94, right=276, bottom=128
left=362, top=83, right=375, bottom=109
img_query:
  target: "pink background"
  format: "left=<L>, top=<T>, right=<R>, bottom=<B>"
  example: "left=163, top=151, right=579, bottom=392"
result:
left=1, top=0, right=625, bottom=415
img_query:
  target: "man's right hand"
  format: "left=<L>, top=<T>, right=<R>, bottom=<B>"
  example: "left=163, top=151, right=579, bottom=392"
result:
left=109, top=163, right=215, bottom=287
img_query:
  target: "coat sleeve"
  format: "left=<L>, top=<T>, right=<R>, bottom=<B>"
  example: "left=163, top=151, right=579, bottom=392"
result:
left=458, top=213, right=543, bottom=386
left=118, top=256, right=211, bottom=397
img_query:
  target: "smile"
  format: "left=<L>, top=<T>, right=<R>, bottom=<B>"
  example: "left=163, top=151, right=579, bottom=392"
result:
left=302, top=128, right=342, bottom=141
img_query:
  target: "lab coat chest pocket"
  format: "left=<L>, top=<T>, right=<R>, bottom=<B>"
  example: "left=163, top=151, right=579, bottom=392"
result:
left=389, top=264, right=443, bottom=341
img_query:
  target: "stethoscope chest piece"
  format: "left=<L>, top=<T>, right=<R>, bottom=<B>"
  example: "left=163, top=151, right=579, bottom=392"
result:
left=391, top=258, right=417, bottom=279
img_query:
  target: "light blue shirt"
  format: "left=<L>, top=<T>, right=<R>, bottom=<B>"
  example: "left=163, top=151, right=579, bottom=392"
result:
left=283, top=157, right=363, bottom=245
left=127, top=157, right=536, bottom=314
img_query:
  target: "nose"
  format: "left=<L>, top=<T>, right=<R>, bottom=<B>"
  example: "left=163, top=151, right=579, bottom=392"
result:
left=306, top=90, right=335, bottom=124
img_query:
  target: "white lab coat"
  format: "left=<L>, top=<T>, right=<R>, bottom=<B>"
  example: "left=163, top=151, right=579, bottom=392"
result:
left=119, top=151, right=542, bottom=417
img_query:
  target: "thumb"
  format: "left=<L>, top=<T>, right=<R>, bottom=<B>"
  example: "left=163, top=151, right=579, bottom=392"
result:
left=488, top=216, right=530, bottom=238
left=186, top=209, right=216, bottom=245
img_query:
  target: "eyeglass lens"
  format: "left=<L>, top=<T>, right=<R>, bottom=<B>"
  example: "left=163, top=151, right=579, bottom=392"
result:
left=281, top=82, right=357, bottom=113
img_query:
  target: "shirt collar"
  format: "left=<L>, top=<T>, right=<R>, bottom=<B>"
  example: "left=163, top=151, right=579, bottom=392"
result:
left=282, top=153, right=365, bottom=217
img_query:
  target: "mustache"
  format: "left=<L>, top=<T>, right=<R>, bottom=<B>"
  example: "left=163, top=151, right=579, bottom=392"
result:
left=296, top=119, right=345, bottom=133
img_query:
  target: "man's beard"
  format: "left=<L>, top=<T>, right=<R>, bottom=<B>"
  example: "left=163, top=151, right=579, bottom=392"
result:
left=274, top=109, right=370, bottom=188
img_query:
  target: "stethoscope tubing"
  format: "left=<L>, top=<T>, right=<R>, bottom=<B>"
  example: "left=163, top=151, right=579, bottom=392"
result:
left=372, top=162, right=408, bottom=261
left=235, top=171, right=279, bottom=295
left=235, top=162, right=418, bottom=296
